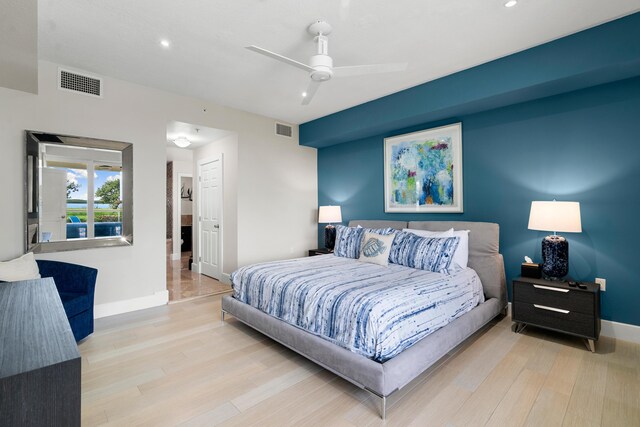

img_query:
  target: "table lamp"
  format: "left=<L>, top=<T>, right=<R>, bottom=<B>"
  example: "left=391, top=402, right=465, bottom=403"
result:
left=318, top=205, right=342, bottom=250
left=528, top=200, right=582, bottom=280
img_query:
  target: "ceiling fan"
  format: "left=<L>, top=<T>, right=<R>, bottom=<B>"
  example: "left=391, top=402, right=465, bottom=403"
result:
left=246, top=20, right=408, bottom=105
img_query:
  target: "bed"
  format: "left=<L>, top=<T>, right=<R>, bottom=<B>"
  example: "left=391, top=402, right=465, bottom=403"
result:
left=221, top=220, right=507, bottom=418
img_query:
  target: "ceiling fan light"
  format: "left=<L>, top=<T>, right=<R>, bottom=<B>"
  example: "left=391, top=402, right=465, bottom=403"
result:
left=173, top=137, right=191, bottom=148
left=302, top=92, right=307, bottom=97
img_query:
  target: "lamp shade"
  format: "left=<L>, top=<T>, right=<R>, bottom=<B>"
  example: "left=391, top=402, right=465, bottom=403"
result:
left=528, top=201, right=582, bottom=233
left=318, top=205, right=342, bottom=224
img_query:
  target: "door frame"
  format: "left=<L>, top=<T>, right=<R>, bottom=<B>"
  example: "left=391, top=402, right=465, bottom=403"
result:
left=196, top=154, right=223, bottom=279
left=173, top=172, right=193, bottom=261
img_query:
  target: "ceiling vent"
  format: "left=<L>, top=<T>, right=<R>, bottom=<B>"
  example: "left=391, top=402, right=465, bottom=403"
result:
left=58, top=68, right=103, bottom=98
left=275, top=122, right=293, bottom=138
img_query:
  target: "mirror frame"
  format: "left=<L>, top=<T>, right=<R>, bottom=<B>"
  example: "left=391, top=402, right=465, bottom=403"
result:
left=25, top=130, right=134, bottom=253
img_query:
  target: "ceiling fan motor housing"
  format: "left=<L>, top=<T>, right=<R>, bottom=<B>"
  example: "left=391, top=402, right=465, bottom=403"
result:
left=245, top=19, right=407, bottom=104
left=310, top=54, right=334, bottom=81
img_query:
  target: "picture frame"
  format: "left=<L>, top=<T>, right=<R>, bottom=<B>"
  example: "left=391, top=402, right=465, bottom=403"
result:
left=384, top=122, right=463, bottom=213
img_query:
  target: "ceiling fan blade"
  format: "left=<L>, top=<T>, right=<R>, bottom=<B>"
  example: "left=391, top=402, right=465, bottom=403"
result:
left=301, top=81, right=321, bottom=106
left=333, top=62, right=408, bottom=77
left=245, top=45, right=313, bottom=72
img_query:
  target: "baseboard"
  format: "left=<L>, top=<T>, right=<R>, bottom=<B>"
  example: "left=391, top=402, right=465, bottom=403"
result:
left=507, top=302, right=640, bottom=343
left=601, top=319, right=640, bottom=344
left=94, top=290, right=169, bottom=319
left=221, top=273, right=231, bottom=285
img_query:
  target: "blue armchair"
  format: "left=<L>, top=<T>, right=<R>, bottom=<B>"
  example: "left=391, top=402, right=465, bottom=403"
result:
left=36, top=260, right=98, bottom=342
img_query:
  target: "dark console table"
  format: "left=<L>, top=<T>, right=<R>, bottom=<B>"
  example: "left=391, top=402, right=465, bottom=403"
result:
left=0, top=278, right=81, bottom=426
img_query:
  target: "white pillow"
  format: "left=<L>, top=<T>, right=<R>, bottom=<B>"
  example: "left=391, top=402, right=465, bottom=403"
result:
left=358, top=231, right=395, bottom=267
left=404, top=228, right=469, bottom=269
left=403, top=228, right=454, bottom=238
left=0, top=252, right=41, bottom=282
left=451, top=230, right=470, bottom=269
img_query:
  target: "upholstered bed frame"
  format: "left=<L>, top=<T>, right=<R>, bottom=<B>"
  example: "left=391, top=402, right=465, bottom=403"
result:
left=221, top=221, right=507, bottom=418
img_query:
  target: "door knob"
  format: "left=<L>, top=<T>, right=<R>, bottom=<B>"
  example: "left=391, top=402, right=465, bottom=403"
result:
left=214, top=224, right=220, bottom=229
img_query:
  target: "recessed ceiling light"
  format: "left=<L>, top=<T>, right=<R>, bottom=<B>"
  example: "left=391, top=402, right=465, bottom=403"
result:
left=504, top=0, right=518, bottom=7
left=302, top=92, right=307, bottom=97
left=160, top=39, right=170, bottom=48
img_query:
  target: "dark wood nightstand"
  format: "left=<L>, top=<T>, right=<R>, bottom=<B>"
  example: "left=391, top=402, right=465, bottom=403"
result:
left=512, top=277, right=601, bottom=352
left=308, top=248, right=332, bottom=257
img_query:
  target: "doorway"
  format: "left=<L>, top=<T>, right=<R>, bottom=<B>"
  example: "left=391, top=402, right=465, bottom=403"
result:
left=165, top=121, right=233, bottom=302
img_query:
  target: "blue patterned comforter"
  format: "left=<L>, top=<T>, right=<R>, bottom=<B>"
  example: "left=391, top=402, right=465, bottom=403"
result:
left=231, top=255, right=484, bottom=362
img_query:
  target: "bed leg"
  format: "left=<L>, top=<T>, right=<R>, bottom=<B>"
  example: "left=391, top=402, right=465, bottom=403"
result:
left=381, top=395, right=386, bottom=420
left=221, top=310, right=226, bottom=321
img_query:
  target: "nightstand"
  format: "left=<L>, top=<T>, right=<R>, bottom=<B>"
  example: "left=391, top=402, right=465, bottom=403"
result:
left=512, top=277, right=601, bottom=352
left=308, top=248, right=332, bottom=257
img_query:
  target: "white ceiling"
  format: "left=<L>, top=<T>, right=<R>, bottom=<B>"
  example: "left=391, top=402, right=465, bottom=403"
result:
left=38, top=0, right=640, bottom=125
left=166, top=121, right=232, bottom=150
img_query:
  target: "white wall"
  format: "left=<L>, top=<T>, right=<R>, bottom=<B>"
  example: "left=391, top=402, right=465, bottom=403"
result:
left=0, top=60, right=317, bottom=315
left=0, top=0, right=37, bottom=94
left=237, top=132, right=318, bottom=266
left=166, top=145, right=193, bottom=163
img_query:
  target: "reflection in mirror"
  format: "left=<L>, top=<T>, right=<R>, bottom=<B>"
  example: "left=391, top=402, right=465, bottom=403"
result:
left=25, top=131, right=133, bottom=253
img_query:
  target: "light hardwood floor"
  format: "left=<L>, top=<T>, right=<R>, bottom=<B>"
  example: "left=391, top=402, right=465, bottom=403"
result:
left=80, top=295, right=640, bottom=426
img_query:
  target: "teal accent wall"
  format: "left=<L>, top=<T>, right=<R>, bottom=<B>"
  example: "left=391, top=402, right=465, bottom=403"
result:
left=317, top=77, right=640, bottom=327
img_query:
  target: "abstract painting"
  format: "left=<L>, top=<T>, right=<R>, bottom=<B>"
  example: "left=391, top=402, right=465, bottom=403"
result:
left=384, top=123, right=463, bottom=212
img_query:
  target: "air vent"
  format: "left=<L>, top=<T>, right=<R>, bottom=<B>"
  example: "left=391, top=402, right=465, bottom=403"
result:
left=58, top=68, right=103, bottom=98
left=275, top=122, right=293, bottom=138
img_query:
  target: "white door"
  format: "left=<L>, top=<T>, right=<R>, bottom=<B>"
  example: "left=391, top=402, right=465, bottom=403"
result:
left=41, top=168, right=67, bottom=241
left=199, top=156, right=222, bottom=279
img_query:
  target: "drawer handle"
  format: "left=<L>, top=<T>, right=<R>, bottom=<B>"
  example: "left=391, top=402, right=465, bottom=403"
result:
left=534, top=304, right=570, bottom=314
left=533, top=284, right=569, bottom=293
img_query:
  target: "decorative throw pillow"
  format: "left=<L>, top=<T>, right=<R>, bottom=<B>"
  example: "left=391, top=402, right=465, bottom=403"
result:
left=404, top=228, right=469, bottom=269
left=333, top=225, right=361, bottom=258
left=358, top=231, right=396, bottom=266
left=389, top=231, right=460, bottom=273
left=333, top=225, right=396, bottom=259
left=0, top=252, right=41, bottom=282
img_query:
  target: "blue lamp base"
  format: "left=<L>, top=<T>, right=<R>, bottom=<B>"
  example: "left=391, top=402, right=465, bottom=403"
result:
left=542, top=235, right=569, bottom=279
left=324, top=225, right=336, bottom=250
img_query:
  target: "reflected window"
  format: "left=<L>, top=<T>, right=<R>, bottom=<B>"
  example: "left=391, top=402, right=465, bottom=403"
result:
left=40, top=143, right=123, bottom=242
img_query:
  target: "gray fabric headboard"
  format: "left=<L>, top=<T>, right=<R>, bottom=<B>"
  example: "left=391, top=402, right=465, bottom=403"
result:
left=348, top=220, right=407, bottom=230
left=348, top=220, right=507, bottom=306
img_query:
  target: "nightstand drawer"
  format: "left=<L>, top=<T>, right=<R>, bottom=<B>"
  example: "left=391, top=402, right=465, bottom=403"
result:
left=513, top=280, right=594, bottom=314
left=512, top=301, right=596, bottom=339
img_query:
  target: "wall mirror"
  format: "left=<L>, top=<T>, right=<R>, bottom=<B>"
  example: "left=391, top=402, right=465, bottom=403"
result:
left=25, top=131, right=133, bottom=253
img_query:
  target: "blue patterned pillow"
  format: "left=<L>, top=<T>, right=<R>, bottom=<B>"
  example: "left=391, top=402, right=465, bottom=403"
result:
left=334, top=225, right=395, bottom=259
left=389, top=231, right=460, bottom=273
